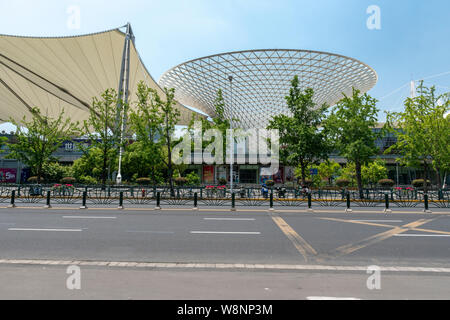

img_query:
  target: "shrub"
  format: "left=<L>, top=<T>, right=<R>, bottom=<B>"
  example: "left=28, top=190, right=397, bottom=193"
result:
left=78, top=175, right=97, bottom=185
left=175, top=177, right=188, bottom=186
left=61, top=177, right=76, bottom=185
left=27, top=176, right=38, bottom=184
left=136, top=178, right=151, bottom=185
left=412, top=179, right=431, bottom=188
left=336, top=179, right=350, bottom=188
left=43, top=162, right=73, bottom=183
left=218, top=177, right=227, bottom=186
left=186, top=172, right=201, bottom=186
left=378, top=179, right=395, bottom=188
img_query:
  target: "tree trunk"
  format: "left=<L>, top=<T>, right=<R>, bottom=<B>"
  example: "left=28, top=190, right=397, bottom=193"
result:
left=37, top=164, right=42, bottom=184
left=355, top=160, right=364, bottom=199
left=436, top=167, right=442, bottom=189
left=166, top=126, right=175, bottom=197
left=301, top=164, right=307, bottom=186
left=102, top=147, right=107, bottom=186
left=424, top=161, right=429, bottom=194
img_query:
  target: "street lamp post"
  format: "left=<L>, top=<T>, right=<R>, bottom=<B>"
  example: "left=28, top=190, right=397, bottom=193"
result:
left=116, top=24, right=133, bottom=185
left=228, top=75, right=234, bottom=195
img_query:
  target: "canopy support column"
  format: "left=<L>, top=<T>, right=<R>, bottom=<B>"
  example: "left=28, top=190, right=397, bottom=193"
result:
left=116, top=23, right=134, bottom=185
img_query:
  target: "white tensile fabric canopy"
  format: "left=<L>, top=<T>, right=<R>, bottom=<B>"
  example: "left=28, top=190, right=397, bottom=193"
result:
left=0, top=26, right=200, bottom=126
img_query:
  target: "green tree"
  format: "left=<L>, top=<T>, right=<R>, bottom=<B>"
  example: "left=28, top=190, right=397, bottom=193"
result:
left=72, top=147, right=106, bottom=182
left=7, top=108, right=80, bottom=184
left=157, top=87, right=180, bottom=195
left=318, top=161, right=342, bottom=186
left=187, top=89, right=236, bottom=164
left=127, top=82, right=165, bottom=184
left=42, top=162, right=73, bottom=183
left=338, top=162, right=357, bottom=187
left=385, top=83, right=450, bottom=191
left=122, top=142, right=163, bottom=184
left=82, top=89, right=126, bottom=185
left=0, top=136, right=8, bottom=153
left=362, top=159, right=388, bottom=187
left=186, top=171, right=201, bottom=186
left=325, top=88, right=379, bottom=198
left=267, top=76, right=331, bottom=185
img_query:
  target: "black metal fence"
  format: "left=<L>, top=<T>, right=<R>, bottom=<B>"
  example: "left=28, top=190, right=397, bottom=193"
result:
left=1, top=184, right=449, bottom=210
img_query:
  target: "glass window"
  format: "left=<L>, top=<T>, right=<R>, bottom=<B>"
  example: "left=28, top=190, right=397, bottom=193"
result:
left=239, top=169, right=257, bottom=184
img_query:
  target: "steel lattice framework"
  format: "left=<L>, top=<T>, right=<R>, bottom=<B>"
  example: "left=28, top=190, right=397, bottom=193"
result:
left=159, top=49, right=378, bottom=129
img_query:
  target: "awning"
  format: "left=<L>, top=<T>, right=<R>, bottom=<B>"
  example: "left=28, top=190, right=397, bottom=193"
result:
left=0, top=25, right=201, bottom=126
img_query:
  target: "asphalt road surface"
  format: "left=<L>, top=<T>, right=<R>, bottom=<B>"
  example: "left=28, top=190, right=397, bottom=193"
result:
left=1, top=206, right=450, bottom=299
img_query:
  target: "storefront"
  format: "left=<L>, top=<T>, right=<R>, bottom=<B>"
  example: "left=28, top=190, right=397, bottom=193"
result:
left=239, top=165, right=259, bottom=184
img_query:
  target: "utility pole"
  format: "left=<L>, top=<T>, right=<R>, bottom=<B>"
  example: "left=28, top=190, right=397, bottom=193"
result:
left=116, top=23, right=134, bottom=185
left=228, top=75, right=234, bottom=195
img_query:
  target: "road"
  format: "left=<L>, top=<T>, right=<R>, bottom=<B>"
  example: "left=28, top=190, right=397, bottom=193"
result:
left=0, top=206, right=450, bottom=299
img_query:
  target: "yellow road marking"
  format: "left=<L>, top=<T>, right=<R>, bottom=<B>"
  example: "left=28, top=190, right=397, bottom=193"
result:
left=329, top=219, right=435, bottom=257
left=319, top=217, right=450, bottom=236
left=319, top=217, right=397, bottom=229
left=271, top=214, right=317, bottom=262
left=412, top=228, right=450, bottom=236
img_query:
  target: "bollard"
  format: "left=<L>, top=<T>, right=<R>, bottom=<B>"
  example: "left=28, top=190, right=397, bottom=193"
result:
left=269, top=191, right=274, bottom=211
left=9, top=190, right=16, bottom=208
left=155, top=192, right=161, bottom=210
left=384, top=193, right=392, bottom=213
left=118, top=191, right=124, bottom=210
left=44, top=191, right=51, bottom=209
left=424, top=194, right=432, bottom=213
left=193, top=192, right=198, bottom=211
left=345, top=192, right=352, bottom=213
left=80, top=191, right=88, bottom=209
left=231, top=192, right=236, bottom=211
left=307, top=192, right=314, bottom=213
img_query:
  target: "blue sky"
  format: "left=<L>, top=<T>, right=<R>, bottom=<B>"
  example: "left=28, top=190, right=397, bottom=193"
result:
left=1, top=0, right=450, bottom=126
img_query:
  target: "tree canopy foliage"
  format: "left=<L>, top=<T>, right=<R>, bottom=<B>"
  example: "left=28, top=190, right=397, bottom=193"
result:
left=267, top=76, right=331, bottom=185
left=7, top=108, right=80, bottom=183
left=385, top=82, right=450, bottom=190
left=325, top=88, right=380, bottom=197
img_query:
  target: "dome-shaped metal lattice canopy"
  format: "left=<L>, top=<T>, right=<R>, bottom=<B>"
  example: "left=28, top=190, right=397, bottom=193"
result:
left=159, top=49, right=378, bottom=129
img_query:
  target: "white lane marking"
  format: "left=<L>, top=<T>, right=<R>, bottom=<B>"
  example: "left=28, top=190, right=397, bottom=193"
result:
left=394, top=234, right=450, bottom=238
left=126, top=231, right=175, bottom=234
left=203, top=218, right=256, bottom=221
left=0, top=260, right=450, bottom=273
left=307, top=297, right=361, bottom=300
left=190, top=231, right=261, bottom=235
left=63, top=216, right=117, bottom=219
left=350, top=220, right=403, bottom=223
left=8, top=228, right=83, bottom=232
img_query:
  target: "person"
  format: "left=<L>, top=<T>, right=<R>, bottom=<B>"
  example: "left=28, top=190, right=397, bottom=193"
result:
left=261, top=183, right=269, bottom=199
left=301, top=185, right=309, bottom=197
